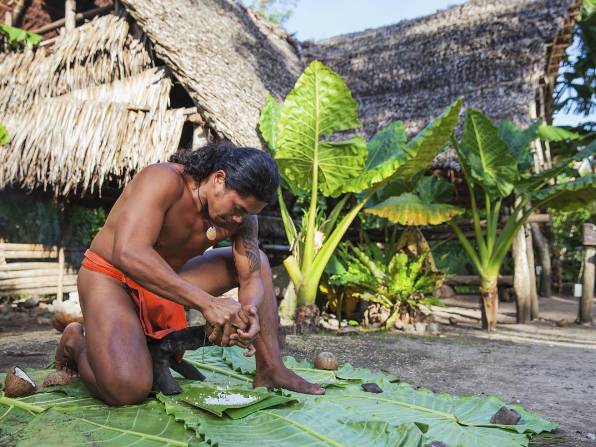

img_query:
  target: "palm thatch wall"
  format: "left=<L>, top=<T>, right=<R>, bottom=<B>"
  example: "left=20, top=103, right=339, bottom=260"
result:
left=0, top=14, right=187, bottom=196
left=121, top=0, right=304, bottom=147
left=302, top=0, right=578, bottom=139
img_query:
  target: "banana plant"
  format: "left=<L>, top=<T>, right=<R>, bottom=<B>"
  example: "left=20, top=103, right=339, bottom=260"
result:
left=373, top=108, right=596, bottom=331
left=259, top=60, right=463, bottom=321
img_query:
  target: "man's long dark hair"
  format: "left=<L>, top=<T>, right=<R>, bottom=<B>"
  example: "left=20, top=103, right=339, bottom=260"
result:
left=170, top=141, right=280, bottom=204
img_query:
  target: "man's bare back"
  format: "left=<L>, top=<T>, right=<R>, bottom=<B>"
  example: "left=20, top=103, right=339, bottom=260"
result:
left=55, top=143, right=324, bottom=405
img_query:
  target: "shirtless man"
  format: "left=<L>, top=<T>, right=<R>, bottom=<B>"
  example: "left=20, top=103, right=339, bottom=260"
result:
left=55, top=141, right=323, bottom=405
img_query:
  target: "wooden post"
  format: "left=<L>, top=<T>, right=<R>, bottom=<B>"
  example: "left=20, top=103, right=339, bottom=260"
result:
left=525, top=224, right=539, bottom=319
left=57, top=246, right=65, bottom=302
left=531, top=222, right=552, bottom=297
left=512, top=200, right=532, bottom=323
left=65, top=0, right=76, bottom=32
left=4, top=11, right=12, bottom=25
left=580, top=223, right=595, bottom=324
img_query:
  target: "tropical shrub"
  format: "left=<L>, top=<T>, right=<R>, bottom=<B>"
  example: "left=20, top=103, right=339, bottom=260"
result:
left=326, top=241, right=443, bottom=329
left=394, top=109, right=596, bottom=331
left=259, top=60, right=462, bottom=322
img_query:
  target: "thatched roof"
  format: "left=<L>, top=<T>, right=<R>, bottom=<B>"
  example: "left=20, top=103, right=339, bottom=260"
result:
left=302, top=0, right=579, bottom=139
left=0, top=14, right=187, bottom=196
left=121, top=0, right=303, bottom=148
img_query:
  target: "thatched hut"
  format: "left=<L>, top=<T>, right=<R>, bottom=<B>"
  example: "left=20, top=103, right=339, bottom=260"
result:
left=0, top=0, right=302, bottom=198
left=302, top=0, right=580, bottom=171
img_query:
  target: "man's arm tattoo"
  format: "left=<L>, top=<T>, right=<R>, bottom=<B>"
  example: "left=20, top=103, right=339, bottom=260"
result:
left=241, top=217, right=261, bottom=273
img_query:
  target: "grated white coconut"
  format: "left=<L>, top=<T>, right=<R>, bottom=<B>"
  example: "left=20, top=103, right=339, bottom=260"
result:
left=204, top=391, right=258, bottom=406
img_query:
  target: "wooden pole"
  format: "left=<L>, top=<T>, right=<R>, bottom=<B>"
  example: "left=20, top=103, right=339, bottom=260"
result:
left=4, top=11, right=12, bottom=25
left=531, top=222, right=553, bottom=297
left=57, top=246, right=65, bottom=302
left=512, top=201, right=532, bottom=323
left=31, top=5, right=113, bottom=35
left=525, top=224, right=539, bottom=319
left=580, top=223, right=595, bottom=324
left=65, top=0, right=76, bottom=32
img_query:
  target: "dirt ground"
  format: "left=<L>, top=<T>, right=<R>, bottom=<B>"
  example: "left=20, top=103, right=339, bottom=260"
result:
left=1, top=295, right=595, bottom=446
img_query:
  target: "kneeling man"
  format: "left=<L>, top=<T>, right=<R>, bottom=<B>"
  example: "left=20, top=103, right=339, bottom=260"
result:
left=55, top=141, right=323, bottom=405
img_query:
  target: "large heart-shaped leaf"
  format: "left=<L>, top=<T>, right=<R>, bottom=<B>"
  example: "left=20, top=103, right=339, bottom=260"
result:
left=178, top=384, right=296, bottom=419
left=347, top=99, right=462, bottom=193
left=159, top=392, right=430, bottom=447
left=15, top=401, right=197, bottom=447
left=461, top=109, right=519, bottom=198
left=275, top=60, right=368, bottom=197
left=530, top=174, right=596, bottom=213
left=2, top=347, right=558, bottom=447
left=258, top=95, right=282, bottom=152
left=497, top=120, right=540, bottom=171
left=537, top=125, right=581, bottom=142
left=365, top=193, right=464, bottom=225
left=516, top=142, right=596, bottom=193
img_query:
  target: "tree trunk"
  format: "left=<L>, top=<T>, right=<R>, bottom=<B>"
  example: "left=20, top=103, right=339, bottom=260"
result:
left=480, top=280, right=498, bottom=332
left=525, top=224, right=539, bottom=320
left=513, top=223, right=532, bottom=323
left=531, top=222, right=552, bottom=297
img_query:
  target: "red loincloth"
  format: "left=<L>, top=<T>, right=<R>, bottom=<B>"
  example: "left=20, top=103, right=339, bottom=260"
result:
left=81, top=249, right=187, bottom=339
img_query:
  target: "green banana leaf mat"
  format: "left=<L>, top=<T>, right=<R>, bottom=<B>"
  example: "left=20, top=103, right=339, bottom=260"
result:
left=0, top=346, right=558, bottom=446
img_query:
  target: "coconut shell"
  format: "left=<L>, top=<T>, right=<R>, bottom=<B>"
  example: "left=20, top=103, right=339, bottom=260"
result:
left=4, top=366, right=36, bottom=397
left=314, top=351, right=338, bottom=370
left=43, top=369, right=77, bottom=387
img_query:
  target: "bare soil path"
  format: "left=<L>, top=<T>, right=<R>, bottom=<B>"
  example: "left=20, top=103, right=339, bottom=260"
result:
left=1, top=295, right=595, bottom=446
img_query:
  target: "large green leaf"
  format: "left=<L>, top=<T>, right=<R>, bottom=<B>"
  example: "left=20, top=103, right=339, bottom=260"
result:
left=537, top=125, right=581, bottom=142
left=516, top=142, right=596, bottom=193
left=530, top=174, right=596, bottom=214
left=461, top=109, right=519, bottom=197
left=365, top=121, right=407, bottom=170
left=497, top=120, right=540, bottom=171
left=178, top=384, right=296, bottom=419
left=366, top=193, right=464, bottom=225
left=275, top=60, right=368, bottom=197
left=159, top=392, right=430, bottom=447
left=2, top=348, right=558, bottom=447
left=347, top=99, right=462, bottom=193
left=258, top=95, right=282, bottom=152
left=16, top=401, right=198, bottom=447
left=326, top=381, right=557, bottom=447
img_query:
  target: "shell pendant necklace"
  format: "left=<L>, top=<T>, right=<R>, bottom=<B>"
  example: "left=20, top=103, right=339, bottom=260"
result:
left=195, top=181, right=217, bottom=241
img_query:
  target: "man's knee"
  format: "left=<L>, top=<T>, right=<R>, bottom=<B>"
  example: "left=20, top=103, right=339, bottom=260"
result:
left=98, top=369, right=152, bottom=406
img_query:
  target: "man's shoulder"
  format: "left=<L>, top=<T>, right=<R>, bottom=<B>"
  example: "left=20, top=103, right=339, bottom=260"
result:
left=129, top=163, right=186, bottom=200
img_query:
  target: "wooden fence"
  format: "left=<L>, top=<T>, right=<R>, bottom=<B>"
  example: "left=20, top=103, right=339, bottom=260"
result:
left=0, top=243, right=77, bottom=300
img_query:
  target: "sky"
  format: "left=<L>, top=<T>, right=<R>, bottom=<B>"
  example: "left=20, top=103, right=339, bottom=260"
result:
left=279, top=0, right=594, bottom=127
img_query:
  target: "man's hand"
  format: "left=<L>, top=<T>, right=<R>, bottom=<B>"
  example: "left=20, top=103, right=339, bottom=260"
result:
left=229, top=304, right=260, bottom=356
left=202, top=297, right=245, bottom=346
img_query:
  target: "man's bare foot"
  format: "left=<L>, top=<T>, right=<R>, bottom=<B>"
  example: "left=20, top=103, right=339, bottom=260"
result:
left=55, top=322, right=85, bottom=373
left=254, top=365, right=325, bottom=395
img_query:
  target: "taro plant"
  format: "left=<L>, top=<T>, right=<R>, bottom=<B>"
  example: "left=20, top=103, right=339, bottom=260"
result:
left=259, top=60, right=463, bottom=324
left=326, top=241, right=443, bottom=329
left=374, top=108, right=596, bottom=331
